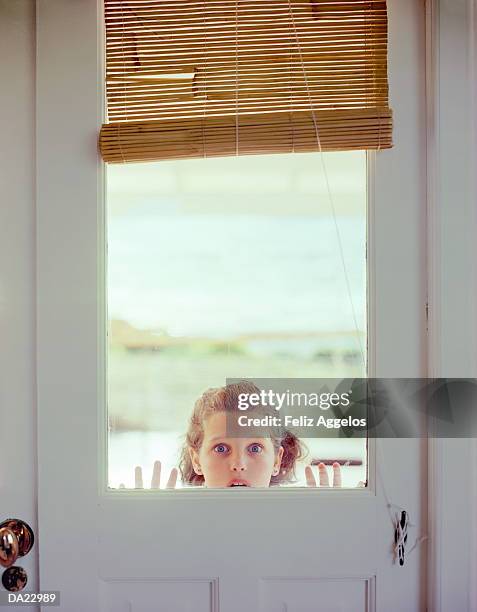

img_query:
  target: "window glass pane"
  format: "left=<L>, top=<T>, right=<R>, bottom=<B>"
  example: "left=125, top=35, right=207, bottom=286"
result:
left=107, top=152, right=367, bottom=489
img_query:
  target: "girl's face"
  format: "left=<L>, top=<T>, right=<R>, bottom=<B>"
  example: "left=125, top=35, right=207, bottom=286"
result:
left=189, top=412, right=284, bottom=487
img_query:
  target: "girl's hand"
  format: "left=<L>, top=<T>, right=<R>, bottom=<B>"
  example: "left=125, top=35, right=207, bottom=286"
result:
left=305, top=462, right=342, bottom=487
left=119, top=460, right=178, bottom=489
left=305, top=462, right=365, bottom=487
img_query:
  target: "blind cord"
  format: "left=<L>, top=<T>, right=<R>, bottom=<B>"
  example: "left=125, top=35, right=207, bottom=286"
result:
left=288, top=1, right=426, bottom=566
left=287, top=0, right=366, bottom=368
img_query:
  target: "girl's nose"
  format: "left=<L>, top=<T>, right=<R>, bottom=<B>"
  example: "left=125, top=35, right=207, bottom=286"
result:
left=230, top=453, right=247, bottom=471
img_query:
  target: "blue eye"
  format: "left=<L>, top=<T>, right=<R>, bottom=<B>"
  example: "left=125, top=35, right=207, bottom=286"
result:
left=248, top=444, right=263, bottom=454
left=213, top=444, right=228, bottom=454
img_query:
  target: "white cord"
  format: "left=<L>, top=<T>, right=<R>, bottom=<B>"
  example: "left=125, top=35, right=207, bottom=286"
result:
left=288, top=4, right=426, bottom=566
left=286, top=0, right=366, bottom=366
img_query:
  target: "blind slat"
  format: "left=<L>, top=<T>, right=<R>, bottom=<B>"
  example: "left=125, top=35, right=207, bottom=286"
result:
left=100, top=0, right=392, bottom=162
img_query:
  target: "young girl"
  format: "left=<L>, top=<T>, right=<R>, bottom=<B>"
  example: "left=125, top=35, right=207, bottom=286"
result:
left=127, top=381, right=344, bottom=489
left=178, top=381, right=306, bottom=487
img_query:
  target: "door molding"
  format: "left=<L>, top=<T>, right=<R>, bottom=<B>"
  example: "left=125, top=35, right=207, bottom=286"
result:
left=426, top=0, right=477, bottom=610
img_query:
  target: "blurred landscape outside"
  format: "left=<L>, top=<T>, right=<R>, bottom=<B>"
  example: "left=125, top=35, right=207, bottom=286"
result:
left=107, top=152, right=367, bottom=488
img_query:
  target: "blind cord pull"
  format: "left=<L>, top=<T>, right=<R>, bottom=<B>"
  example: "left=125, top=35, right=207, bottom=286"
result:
left=377, top=441, right=428, bottom=566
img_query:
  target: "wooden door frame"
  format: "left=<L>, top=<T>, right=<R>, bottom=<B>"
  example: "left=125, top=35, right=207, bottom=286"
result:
left=425, top=0, right=477, bottom=610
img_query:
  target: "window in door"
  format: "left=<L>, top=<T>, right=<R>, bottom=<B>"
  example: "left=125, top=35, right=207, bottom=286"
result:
left=107, top=150, right=367, bottom=488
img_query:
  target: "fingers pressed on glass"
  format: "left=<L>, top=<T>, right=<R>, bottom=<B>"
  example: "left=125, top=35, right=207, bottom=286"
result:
left=332, top=462, right=342, bottom=487
left=305, top=465, right=317, bottom=487
left=134, top=466, right=144, bottom=489
left=166, top=467, right=178, bottom=489
left=318, top=462, right=330, bottom=487
left=151, top=460, right=162, bottom=489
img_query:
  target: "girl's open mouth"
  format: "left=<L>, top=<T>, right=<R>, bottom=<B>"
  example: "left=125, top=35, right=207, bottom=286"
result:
left=228, top=479, right=250, bottom=487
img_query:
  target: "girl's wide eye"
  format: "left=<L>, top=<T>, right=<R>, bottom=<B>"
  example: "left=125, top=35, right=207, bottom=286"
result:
left=248, top=444, right=263, bottom=454
left=213, top=444, right=228, bottom=454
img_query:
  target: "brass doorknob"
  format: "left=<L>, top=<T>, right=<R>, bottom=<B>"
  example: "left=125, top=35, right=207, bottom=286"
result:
left=0, top=520, right=34, bottom=568
left=0, top=520, right=34, bottom=558
left=0, top=528, right=18, bottom=569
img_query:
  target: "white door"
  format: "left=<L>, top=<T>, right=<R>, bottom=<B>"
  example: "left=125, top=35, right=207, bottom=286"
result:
left=36, top=1, right=426, bottom=611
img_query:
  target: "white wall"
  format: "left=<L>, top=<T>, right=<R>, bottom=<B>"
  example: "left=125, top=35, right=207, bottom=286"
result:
left=0, top=0, right=38, bottom=598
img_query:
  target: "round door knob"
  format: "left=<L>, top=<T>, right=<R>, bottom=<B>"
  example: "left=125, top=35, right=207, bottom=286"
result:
left=2, top=566, right=28, bottom=592
left=0, top=520, right=34, bottom=557
left=0, top=527, right=19, bottom=569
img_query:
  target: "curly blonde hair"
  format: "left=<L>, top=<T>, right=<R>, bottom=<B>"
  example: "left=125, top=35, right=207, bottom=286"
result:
left=179, top=381, right=307, bottom=486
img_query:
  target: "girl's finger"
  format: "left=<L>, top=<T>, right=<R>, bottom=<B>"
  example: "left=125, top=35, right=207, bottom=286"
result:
left=166, top=467, right=178, bottom=489
left=151, top=460, right=161, bottom=489
left=134, top=466, right=144, bottom=489
left=318, top=462, right=330, bottom=487
left=305, top=465, right=317, bottom=487
left=332, top=462, right=342, bottom=487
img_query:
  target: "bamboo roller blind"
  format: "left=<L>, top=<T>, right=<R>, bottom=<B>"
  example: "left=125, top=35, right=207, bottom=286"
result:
left=100, top=0, right=392, bottom=163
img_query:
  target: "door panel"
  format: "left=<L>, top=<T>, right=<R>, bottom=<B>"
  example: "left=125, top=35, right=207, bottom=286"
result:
left=36, top=1, right=426, bottom=610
